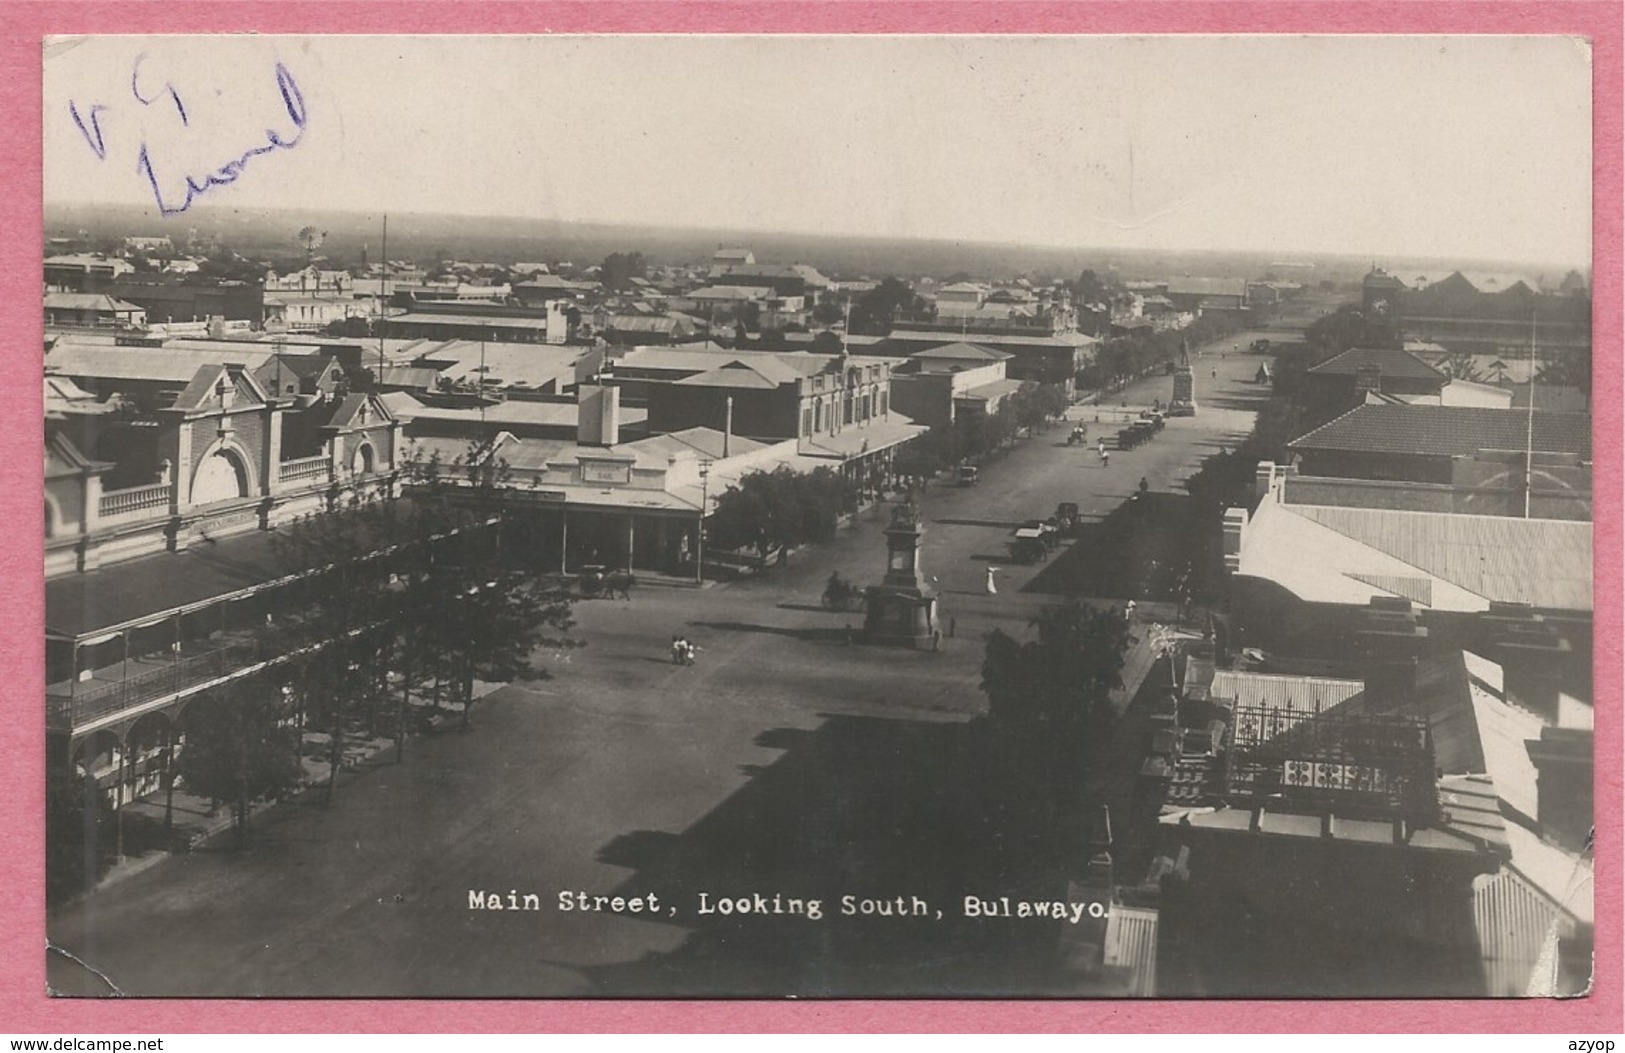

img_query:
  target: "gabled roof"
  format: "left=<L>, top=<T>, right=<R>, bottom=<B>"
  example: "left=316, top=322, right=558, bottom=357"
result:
left=910, top=341, right=1012, bottom=362
left=169, top=363, right=272, bottom=414
left=324, top=393, right=396, bottom=432
left=1307, top=347, right=1447, bottom=382
left=45, top=292, right=144, bottom=313
left=45, top=376, right=114, bottom=418
left=1288, top=404, right=1592, bottom=459
left=46, top=430, right=112, bottom=476
left=626, top=427, right=768, bottom=462
left=674, top=361, right=794, bottom=390
left=46, top=344, right=278, bottom=385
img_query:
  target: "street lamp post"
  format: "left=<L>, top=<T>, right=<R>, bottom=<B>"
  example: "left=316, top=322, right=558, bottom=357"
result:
left=696, top=458, right=712, bottom=585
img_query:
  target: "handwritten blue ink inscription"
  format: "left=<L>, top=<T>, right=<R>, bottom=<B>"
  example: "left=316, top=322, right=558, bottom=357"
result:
left=69, top=56, right=308, bottom=217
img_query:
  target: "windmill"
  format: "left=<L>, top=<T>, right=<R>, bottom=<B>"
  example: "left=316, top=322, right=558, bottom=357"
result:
left=296, top=225, right=327, bottom=269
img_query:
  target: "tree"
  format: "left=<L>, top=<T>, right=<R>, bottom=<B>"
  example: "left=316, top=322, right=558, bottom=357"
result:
left=708, top=466, right=856, bottom=559
left=409, top=446, right=582, bottom=729
left=1439, top=350, right=1485, bottom=383
left=1305, top=303, right=1400, bottom=355
left=1009, top=382, right=1070, bottom=434
left=176, top=676, right=303, bottom=848
left=599, top=251, right=647, bottom=292
left=46, top=760, right=112, bottom=906
left=1072, top=268, right=1107, bottom=305
left=979, top=602, right=1128, bottom=852
left=850, top=277, right=927, bottom=335
left=811, top=294, right=843, bottom=327
left=893, top=427, right=956, bottom=483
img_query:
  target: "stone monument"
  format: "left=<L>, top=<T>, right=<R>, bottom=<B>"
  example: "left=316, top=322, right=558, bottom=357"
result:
left=863, top=501, right=940, bottom=648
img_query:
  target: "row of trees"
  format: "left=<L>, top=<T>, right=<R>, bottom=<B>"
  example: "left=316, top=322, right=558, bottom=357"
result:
left=1082, top=311, right=1243, bottom=393
left=135, top=454, right=576, bottom=857
left=892, top=382, right=1071, bottom=482
left=706, top=466, right=858, bottom=561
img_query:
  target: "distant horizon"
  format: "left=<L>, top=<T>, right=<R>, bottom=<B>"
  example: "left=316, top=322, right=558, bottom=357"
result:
left=43, top=200, right=1590, bottom=283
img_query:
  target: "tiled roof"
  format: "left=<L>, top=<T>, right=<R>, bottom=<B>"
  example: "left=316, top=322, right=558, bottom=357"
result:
left=1307, top=347, right=1447, bottom=382
left=1288, top=404, right=1592, bottom=459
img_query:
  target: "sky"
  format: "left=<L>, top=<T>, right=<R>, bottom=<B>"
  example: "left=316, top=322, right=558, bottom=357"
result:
left=43, top=34, right=1593, bottom=266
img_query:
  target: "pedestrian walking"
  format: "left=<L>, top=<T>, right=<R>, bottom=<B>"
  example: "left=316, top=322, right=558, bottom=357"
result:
left=671, top=635, right=685, bottom=665
left=985, top=565, right=999, bottom=595
left=1101, top=449, right=1110, bottom=467
left=1125, top=599, right=1137, bottom=620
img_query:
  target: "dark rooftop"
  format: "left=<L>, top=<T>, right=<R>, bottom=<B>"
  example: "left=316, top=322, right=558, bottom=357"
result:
left=1288, top=404, right=1592, bottom=460
left=1307, top=347, right=1447, bottom=382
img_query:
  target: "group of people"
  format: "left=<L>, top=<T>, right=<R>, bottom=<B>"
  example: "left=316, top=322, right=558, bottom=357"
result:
left=670, top=635, right=699, bottom=666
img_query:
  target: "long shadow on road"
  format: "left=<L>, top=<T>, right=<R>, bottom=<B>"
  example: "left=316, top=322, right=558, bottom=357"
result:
left=1022, top=492, right=1206, bottom=602
left=582, top=715, right=1079, bottom=997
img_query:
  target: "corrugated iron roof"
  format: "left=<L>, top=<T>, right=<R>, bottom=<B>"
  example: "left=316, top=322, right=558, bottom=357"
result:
left=1289, top=403, right=1591, bottom=459
left=1294, top=505, right=1592, bottom=611
left=1207, top=671, right=1364, bottom=714
left=1307, top=347, right=1447, bottom=382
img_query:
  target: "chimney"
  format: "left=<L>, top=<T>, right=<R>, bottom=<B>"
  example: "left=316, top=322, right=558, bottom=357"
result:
left=1254, top=461, right=1276, bottom=503
left=1353, top=363, right=1382, bottom=397
left=545, top=300, right=569, bottom=345
left=1481, top=603, right=1570, bottom=723
left=577, top=384, right=620, bottom=446
left=723, top=395, right=733, bottom=458
left=1357, top=598, right=1427, bottom=710
left=1525, top=727, right=1593, bottom=853
left=1222, top=507, right=1249, bottom=573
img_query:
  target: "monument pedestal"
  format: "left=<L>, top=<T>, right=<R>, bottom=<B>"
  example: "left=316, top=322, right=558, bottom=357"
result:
left=862, top=502, right=940, bottom=649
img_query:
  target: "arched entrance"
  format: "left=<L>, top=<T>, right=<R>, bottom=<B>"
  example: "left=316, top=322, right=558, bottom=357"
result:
left=192, top=448, right=250, bottom=505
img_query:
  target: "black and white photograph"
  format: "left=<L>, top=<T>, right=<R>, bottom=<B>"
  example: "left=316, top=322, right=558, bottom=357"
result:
left=40, top=33, right=1596, bottom=999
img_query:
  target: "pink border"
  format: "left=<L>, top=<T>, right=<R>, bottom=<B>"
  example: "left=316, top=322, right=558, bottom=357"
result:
left=2, top=2, right=1618, bottom=1035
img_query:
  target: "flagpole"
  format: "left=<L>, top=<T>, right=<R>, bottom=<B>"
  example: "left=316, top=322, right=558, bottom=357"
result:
left=1525, top=308, right=1537, bottom=519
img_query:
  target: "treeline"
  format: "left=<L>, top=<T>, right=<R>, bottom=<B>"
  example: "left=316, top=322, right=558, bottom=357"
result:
left=47, top=454, right=579, bottom=905
left=1184, top=302, right=1398, bottom=518
left=894, top=382, right=1071, bottom=481
left=707, top=466, right=858, bottom=559
left=1081, top=311, right=1244, bottom=392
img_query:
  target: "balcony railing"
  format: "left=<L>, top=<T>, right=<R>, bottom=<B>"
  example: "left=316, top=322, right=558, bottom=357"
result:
left=47, top=638, right=263, bottom=732
left=99, top=482, right=173, bottom=519
left=280, top=455, right=331, bottom=483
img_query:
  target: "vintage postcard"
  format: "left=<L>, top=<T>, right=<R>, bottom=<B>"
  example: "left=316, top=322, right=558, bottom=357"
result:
left=37, top=32, right=1598, bottom=1004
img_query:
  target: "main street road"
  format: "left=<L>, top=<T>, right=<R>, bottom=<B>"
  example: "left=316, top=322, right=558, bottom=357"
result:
left=47, top=333, right=1274, bottom=997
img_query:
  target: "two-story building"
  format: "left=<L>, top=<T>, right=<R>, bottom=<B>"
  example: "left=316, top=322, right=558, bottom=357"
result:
left=886, top=342, right=1021, bottom=430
